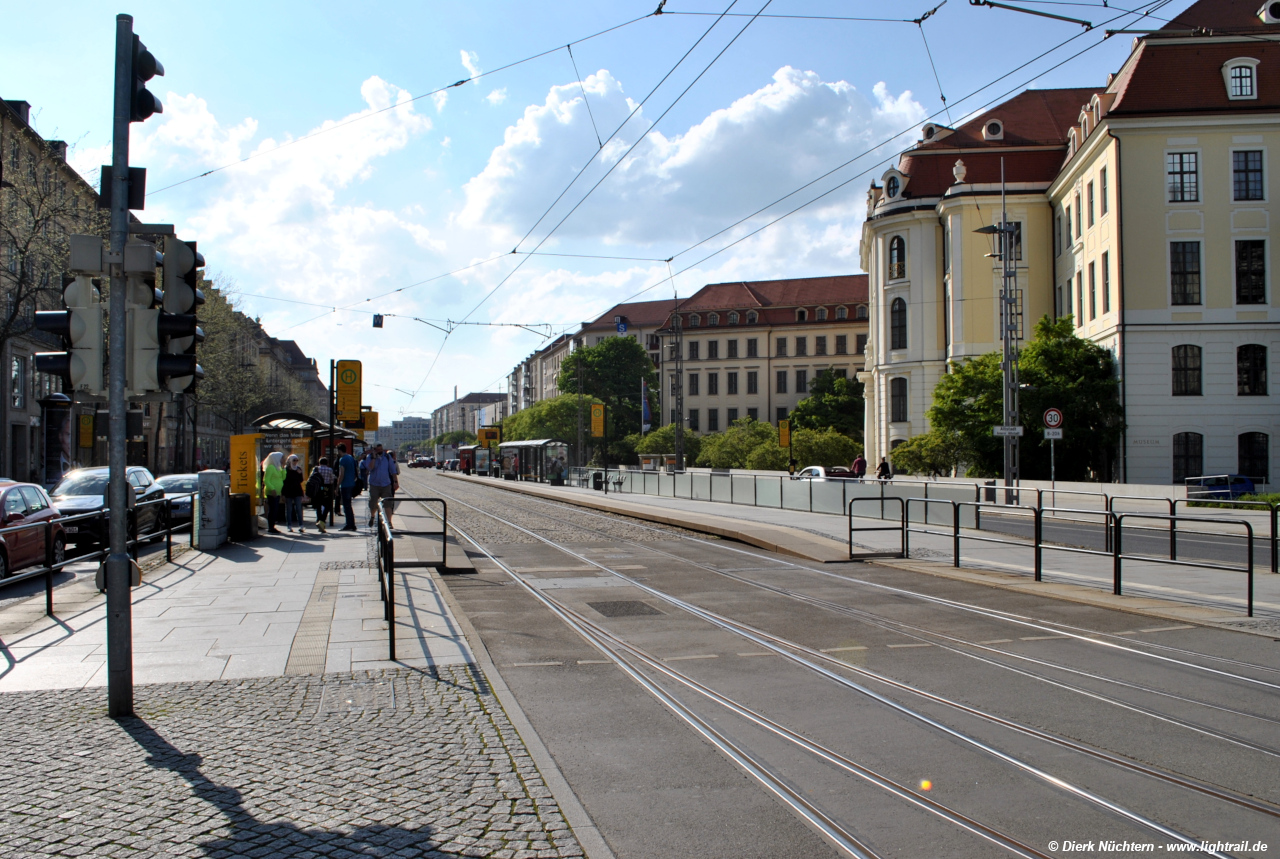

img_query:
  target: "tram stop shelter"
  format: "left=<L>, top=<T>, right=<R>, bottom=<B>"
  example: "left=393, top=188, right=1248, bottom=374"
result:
left=498, top=439, right=571, bottom=484
left=230, top=412, right=362, bottom=499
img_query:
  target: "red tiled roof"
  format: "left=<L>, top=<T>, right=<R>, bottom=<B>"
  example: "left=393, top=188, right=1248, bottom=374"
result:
left=679, top=275, right=867, bottom=313
left=1109, top=40, right=1280, bottom=114
left=1160, top=0, right=1273, bottom=31
left=899, top=149, right=1072, bottom=198
left=915, top=88, right=1100, bottom=151
left=583, top=297, right=682, bottom=330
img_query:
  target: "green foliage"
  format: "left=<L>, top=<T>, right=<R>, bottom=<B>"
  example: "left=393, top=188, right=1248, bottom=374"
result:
left=745, top=442, right=788, bottom=471
left=696, top=418, right=776, bottom=468
left=928, top=316, right=1124, bottom=480
left=889, top=431, right=967, bottom=477
left=557, top=337, right=658, bottom=439
left=1188, top=493, right=1280, bottom=509
left=502, top=394, right=597, bottom=443
left=428, top=430, right=476, bottom=447
left=792, top=427, right=862, bottom=468
left=633, top=423, right=701, bottom=464
left=789, top=370, right=864, bottom=439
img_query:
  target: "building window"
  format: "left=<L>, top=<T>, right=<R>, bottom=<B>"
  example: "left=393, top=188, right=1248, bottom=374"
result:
left=10, top=356, right=26, bottom=408
left=796, top=369, right=808, bottom=394
left=689, top=314, right=700, bottom=327
left=1087, top=182, right=1095, bottom=227
left=1076, top=272, right=1084, bottom=326
left=708, top=409, right=719, bottom=432
left=1239, top=432, right=1269, bottom=483
left=688, top=409, right=699, bottom=432
left=747, top=371, right=758, bottom=395
left=835, top=335, right=847, bottom=355
left=796, top=308, right=808, bottom=322
left=856, top=334, right=867, bottom=354
left=1054, top=214, right=1062, bottom=257
left=815, top=336, right=827, bottom=356
left=1074, top=193, right=1082, bottom=237
left=1172, top=432, right=1203, bottom=483
left=776, top=337, right=787, bottom=357
left=747, top=407, right=758, bottom=421
left=834, top=368, right=847, bottom=379
left=747, top=338, right=758, bottom=358
left=1010, top=222, right=1024, bottom=261
left=728, top=311, right=739, bottom=324
left=708, top=312, right=719, bottom=326
left=816, top=307, right=827, bottom=321
left=1100, top=167, right=1109, bottom=215
left=1171, top=242, right=1202, bottom=305
left=888, top=236, right=906, bottom=280
left=776, top=407, right=788, bottom=424
left=727, top=407, right=739, bottom=422
left=1238, top=344, right=1268, bottom=395
left=795, top=337, right=807, bottom=357
left=707, top=340, right=719, bottom=360
left=855, top=305, right=868, bottom=320
left=687, top=373, right=699, bottom=396
left=687, top=341, right=700, bottom=361
left=727, top=339, right=738, bottom=359
left=1236, top=240, right=1266, bottom=304
left=776, top=370, right=788, bottom=394
left=1172, top=345, right=1202, bottom=396
left=707, top=372, right=719, bottom=396
left=1102, top=252, right=1111, bottom=314
left=746, top=310, right=758, bottom=324
left=1225, top=61, right=1258, bottom=99
left=1167, top=152, right=1199, bottom=202
left=1088, top=262, right=1097, bottom=321
left=890, top=377, right=907, bottom=422
left=890, top=298, right=907, bottom=349
left=727, top=372, right=739, bottom=395
left=836, top=306, right=848, bottom=320
left=1233, top=150, right=1263, bottom=201
left=1064, top=206, right=1072, bottom=243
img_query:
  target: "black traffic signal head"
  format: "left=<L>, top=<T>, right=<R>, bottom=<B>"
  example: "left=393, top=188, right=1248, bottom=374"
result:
left=373, top=314, right=384, bottom=328
left=130, top=35, right=164, bottom=122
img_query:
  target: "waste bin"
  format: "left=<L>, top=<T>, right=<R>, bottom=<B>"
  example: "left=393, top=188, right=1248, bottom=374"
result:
left=592, top=471, right=604, bottom=491
left=982, top=481, right=996, bottom=503
left=228, top=493, right=258, bottom=542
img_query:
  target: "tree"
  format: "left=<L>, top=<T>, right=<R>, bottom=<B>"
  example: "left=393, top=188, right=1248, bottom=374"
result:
left=789, top=370, right=864, bottom=439
left=192, top=284, right=271, bottom=433
left=428, top=430, right=477, bottom=447
left=634, top=423, right=701, bottom=464
left=696, top=417, right=775, bottom=468
left=928, top=316, right=1124, bottom=479
left=889, top=430, right=967, bottom=477
left=792, top=427, right=862, bottom=468
left=503, top=393, right=598, bottom=443
left=557, top=337, right=658, bottom=443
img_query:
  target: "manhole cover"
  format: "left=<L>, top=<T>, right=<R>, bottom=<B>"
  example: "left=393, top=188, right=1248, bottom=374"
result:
left=588, top=600, right=664, bottom=618
left=318, top=682, right=396, bottom=715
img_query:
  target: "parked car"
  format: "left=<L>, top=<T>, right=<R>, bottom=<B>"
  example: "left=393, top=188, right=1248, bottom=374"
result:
left=791, top=465, right=857, bottom=481
left=154, top=473, right=200, bottom=524
left=0, top=481, right=65, bottom=578
left=408, top=456, right=432, bottom=469
left=1185, top=474, right=1257, bottom=500
left=50, top=466, right=168, bottom=547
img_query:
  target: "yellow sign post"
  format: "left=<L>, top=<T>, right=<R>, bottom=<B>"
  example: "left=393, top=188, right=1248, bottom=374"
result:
left=78, top=414, right=95, bottom=449
left=363, top=410, right=379, bottom=432
left=590, top=404, right=605, bottom=438
left=336, top=360, right=362, bottom=422
left=230, top=433, right=263, bottom=496
left=478, top=426, right=501, bottom=449
left=778, top=419, right=791, bottom=448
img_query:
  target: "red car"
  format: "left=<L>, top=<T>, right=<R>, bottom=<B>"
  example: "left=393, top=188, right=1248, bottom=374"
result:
left=0, top=480, right=65, bottom=578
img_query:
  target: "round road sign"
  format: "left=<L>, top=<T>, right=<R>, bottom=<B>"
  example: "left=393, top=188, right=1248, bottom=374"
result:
left=1043, top=408, right=1064, bottom=429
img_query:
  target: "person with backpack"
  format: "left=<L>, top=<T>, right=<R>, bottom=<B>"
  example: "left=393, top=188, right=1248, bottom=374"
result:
left=335, top=442, right=358, bottom=532
left=364, top=443, right=400, bottom=530
left=282, top=454, right=306, bottom=533
left=306, top=457, right=337, bottom=534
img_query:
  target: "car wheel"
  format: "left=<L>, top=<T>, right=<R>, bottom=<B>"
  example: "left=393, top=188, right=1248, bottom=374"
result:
left=0, top=551, right=8, bottom=580
left=52, top=535, right=66, bottom=568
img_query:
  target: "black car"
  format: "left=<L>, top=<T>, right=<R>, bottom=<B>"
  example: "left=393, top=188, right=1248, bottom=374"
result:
left=153, top=474, right=199, bottom=523
left=51, top=466, right=168, bottom=547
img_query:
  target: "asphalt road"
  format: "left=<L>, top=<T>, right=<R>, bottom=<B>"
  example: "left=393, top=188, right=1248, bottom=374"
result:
left=402, top=470, right=1280, bottom=859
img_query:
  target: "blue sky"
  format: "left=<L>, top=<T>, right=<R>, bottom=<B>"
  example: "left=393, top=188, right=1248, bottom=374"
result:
left=3, top=0, right=1199, bottom=419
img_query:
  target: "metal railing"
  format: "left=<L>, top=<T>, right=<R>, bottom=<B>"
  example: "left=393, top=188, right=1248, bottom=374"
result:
left=372, top=495, right=450, bottom=661
left=0, top=492, right=197, bottom=616
left=848, top=496, right=1261, bottom=615
left=1174, top=498, right=1277, bottom=574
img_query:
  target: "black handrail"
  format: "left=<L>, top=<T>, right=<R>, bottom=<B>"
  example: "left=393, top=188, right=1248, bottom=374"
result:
left=847, top=497, right=906, bottom=560
left=1173, top=498, right=1277, bottom=574
left=1114, top=513, right=1255, bottom=616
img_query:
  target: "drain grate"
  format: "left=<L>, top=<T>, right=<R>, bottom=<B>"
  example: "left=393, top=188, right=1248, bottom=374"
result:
left=588, top=600, right=664, bottom=618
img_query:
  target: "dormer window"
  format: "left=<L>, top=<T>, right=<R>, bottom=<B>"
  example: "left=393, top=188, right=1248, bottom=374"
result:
left=982, top=119, right=1004, bottom=141
left=855, top=304, right=868, bottom=320
left=815, top=307, right=827, bottom=321
left=708, top=312, right=719, bottom=326
left=746, top=310, right=758, bottom=324
left=689, top=314, right=700, bottom=327
left=886, top=175, right=900, bottom=198
left=881, top=169, right=908, bottom=201
left=836, top=306, right=848, bottom=320
left=796, top=308, right=808, bottom=322
left=728, top=311, right=739, bottom=324
left=1223, top=58, right=1260, bottom=100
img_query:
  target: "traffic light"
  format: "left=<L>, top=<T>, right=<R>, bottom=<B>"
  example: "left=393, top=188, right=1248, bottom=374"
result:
left=33, top=274, right=106, bottom=396
left=160, top=237, right=204, bottom=393
left=130, top=35, right=164, bottom=122
left=124, top=240, right=163, bottom=395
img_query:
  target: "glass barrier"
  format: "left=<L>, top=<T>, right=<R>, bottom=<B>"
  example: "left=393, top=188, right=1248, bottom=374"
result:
left=674, top=471, right=692, bottom=498
left=811, top=481, right=846, bottom=515
left=692, top=472, right=713, bottom=501
left=731, top=474, right=756, bottom=505
left=756, top=476, right=782, bottom=508
left=710, top=473, right=732, bottom=503
left=781, top=477, right=811, bottom=511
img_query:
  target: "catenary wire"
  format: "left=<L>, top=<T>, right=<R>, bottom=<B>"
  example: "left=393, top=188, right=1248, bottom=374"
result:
left=566, top=43, right=604, bottom=149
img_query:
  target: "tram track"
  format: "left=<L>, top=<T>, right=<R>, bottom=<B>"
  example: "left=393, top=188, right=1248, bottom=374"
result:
left=410, top=481, right=1263, bottom=856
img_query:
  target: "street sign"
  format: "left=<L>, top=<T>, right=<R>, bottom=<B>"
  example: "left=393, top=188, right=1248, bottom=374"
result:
left=478, top=426, right=501, bottom=449
left=992, top=425, right=1024, bottom=437
left=616, top=321, right=627, bottom=333
left=336, top=359, right=362, bottom=421
left=363, top=410, right=379, bottom=432
left=590, top=403, right=605, bottom=437
left=1043, top=408, right=1064, bottom=429
left=778, top=419, right=791, bottom=447
left=1044, top=428, right=1063, bottom=440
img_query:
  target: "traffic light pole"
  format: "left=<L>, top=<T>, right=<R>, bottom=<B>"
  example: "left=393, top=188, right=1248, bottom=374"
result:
left=106, top=13, right=135, bottom=718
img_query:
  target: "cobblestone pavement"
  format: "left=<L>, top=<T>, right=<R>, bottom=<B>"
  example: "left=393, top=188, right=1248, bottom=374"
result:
left=0, top=666, right=584, bottom=858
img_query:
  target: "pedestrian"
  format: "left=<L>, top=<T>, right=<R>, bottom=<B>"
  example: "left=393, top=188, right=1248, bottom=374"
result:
left=262, top=451, right=284, bottom=534
left=851, top=453, right=867, bottom=482
left=282, top=454, right=306, bottom=533
left=364, top=442, right=400, bottom=530
left=307, top=456, right=336, bottom=534
left=336, top=442, right=358, bottom=532
left=876, top=457, right=892, bottom=482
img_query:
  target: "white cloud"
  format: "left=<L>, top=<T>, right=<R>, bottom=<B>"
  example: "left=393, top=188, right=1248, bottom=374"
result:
left=460, top=50, right=482, bottom=82
left=485, top=88, right=508, bottom=105
left=432, top=91, right=448, bottom=112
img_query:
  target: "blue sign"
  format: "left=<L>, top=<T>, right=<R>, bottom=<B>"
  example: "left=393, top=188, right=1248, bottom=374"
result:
left=616, top=322, right=627, bottom=333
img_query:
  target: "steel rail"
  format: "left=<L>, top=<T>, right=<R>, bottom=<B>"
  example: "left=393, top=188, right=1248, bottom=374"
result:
left=428, top=488, right=1232, bottom=855
left=473, top=483, right=1280, bottom=682
left=442, top=485, right=1280, bottom=813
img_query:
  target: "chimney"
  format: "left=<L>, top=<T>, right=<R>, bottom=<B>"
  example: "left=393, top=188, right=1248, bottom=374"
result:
left=48, top=140, right=67, bottom=161
left=5, top=100, right=32, bottom=125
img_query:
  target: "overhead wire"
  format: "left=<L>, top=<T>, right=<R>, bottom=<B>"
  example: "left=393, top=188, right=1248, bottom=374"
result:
left=566, top=44, right=604, bottom=149
left=915, top=2, right=954, bottom=125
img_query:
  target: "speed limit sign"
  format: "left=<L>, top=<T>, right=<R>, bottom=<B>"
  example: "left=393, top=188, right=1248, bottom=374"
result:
left=1044, top=408, right=1064, bottom=429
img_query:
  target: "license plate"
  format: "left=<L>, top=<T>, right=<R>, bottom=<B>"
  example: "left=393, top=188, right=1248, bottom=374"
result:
left=65, top=526, right=79, bottom=533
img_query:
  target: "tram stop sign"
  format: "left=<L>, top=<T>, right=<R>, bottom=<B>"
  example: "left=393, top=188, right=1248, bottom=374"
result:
left=1043, top=408, right=1064, bottom=429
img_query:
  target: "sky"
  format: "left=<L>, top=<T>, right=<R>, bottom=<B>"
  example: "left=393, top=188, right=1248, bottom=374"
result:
left=2, top=0, right=1203, bottom=421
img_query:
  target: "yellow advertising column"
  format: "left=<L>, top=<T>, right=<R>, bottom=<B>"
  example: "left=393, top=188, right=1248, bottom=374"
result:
left=230, top=434, right=262, bottom=496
